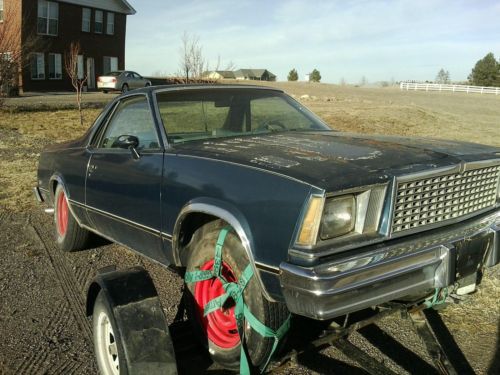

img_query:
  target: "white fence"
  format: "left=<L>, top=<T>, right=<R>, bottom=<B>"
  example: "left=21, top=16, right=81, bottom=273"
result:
left=400, top=82, right=500, bottom=95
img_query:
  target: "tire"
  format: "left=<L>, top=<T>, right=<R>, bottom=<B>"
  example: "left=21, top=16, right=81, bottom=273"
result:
left=103, top=90, right=109, bottom=94
left=145, top=82, right=151, bottom=87
left=121, top=84, right=129, bottom=93
left=54, top=184, right=90, bottom=252
left=184, top=220, right=289, bottom=371
left=93, top=291, right=128, bottom=375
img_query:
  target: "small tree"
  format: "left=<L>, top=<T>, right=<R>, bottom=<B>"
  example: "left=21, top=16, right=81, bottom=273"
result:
left=435, top=68, right=450, bottom=84
left=287, top=68, right=298, bottom=81
left=178, top=31, right=206, bottom=82
left=468, top=52, right=499, bottom=87
left=65, top=42, right=87, bottom=126
left=309, top=69, right=321, bottom=82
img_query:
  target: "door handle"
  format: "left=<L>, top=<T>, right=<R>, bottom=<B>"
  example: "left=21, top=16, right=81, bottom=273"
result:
left=88, top=164, right=97, bottom=175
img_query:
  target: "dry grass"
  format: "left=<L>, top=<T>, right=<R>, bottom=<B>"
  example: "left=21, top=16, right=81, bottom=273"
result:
left=1, top=85, right=499, bottom=212
left=0, top=109, right=101, bottom=211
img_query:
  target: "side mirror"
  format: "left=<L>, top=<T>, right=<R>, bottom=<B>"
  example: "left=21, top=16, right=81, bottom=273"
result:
left=114, top=135, right=140, bottom=159
left=114, top=135, right=139, bottom=149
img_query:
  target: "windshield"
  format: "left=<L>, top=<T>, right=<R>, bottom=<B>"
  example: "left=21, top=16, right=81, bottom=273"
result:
left=155, top=89, right=330, bottom=144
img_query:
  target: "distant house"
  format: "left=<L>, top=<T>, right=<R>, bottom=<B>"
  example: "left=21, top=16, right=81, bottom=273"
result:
left=0, top=0, right=136, bottom=92
left=234, top=68, right=276, bottom=81
left=203, top=70, right=236, bottom=80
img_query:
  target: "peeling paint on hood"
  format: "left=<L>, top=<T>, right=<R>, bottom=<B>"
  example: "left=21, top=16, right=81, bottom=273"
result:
left=173, top=131, right=500, bottom=192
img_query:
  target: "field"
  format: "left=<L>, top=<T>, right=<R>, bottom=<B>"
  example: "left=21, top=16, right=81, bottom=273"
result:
left=0, top=83, right=499, bottom=374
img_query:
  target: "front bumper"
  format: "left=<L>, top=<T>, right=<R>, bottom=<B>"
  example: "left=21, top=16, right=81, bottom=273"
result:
left=280, top=210, right=500, bottom=320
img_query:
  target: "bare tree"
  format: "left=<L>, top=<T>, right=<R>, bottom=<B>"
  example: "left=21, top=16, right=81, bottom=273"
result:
left=0, top=2, right=41, bottom=99
left=178, top=31, right=207, bottom=82
left=435, top=68, right=450, bottom=84
left=65, top=42, right=87, bottom=126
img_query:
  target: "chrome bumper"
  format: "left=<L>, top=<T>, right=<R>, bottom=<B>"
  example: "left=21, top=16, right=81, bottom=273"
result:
left=280, top=210, right=500, bottom=320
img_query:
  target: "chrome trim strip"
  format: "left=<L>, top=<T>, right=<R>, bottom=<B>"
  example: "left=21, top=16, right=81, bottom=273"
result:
left=396, top=164, right=461, bottom=183
left=69, top=199, right=162, bottom=237
left=79, top=223, right=172, bottom=269
left=173, top=202, right=277, bottom=302
left=153, top=85, right=283, bottom=95
left=463, top=158, right=500, bottom=171
left=255, top=262, right=280, bottom=273
left=161, top=232, right=173, bottom=240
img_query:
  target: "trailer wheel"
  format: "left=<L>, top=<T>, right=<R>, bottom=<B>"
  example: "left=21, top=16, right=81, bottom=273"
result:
left=54, top=184, right=90, bottom=251
left=184, top=220, right=289, bottom=371
left=93, top=291, right=127, bottom=375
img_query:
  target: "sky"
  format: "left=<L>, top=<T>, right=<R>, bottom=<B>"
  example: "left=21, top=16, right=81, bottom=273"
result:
left=125, top=0, right=500, bottom=84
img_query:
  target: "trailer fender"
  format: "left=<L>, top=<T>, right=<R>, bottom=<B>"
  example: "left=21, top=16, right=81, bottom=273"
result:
left=87, top=266, right=177, bottom=375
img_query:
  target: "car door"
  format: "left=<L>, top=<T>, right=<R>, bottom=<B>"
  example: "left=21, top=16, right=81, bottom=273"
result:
left=85, top=94, right=167, bottom=263
left=132, top=72, right=144, bottom=88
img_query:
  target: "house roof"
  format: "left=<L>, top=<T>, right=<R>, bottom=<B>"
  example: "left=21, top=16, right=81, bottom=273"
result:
left=59, top=0, right=136, bottom=15
left=215, top=71, right=236, bottom=78
left=234, top=69, right=276, bottom=79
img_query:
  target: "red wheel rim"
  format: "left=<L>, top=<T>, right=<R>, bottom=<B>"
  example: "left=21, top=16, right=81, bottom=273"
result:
left=56, top=191, right=69, bottom=237
left=194, top=260, right=240, bottom=348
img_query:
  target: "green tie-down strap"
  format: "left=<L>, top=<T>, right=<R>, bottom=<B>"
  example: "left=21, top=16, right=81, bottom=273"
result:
left=423, top=287, right=449, bottom=309
left=185, top=227, right=291, bottom=375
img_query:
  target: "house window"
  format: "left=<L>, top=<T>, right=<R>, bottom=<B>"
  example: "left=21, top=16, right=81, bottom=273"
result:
left=37, top=0, right=58, bottom=36
left=0, top=0, right=4, bottom=22
left=31, top=53, right=45, bottom=80
left=82, top=8, right=91, bottom=32
left=77, top=55, right=84, bottom=79
left=48, top=53, right=62, bottom=79
left=106, top=12, right=114, bottom=35
left=95, top=10, right=103, bottom=33
left=103, top=56, right=118, bottom=74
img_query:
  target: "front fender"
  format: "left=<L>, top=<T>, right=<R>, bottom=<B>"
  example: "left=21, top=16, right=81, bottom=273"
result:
left=172, top=198, right=283, bottom=302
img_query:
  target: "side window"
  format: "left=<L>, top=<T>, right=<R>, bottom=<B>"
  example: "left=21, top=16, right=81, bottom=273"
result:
left=99, top=96, right=160, bottom=150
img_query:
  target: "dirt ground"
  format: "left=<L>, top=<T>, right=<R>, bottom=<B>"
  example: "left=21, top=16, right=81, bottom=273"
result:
left=0, top=84, right=499, bottom=374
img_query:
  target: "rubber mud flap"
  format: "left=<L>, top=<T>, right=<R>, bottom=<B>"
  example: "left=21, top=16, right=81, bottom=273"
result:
left=114, top=298, right=177, bottom=375
left=89, top=267, right=178, bottom=374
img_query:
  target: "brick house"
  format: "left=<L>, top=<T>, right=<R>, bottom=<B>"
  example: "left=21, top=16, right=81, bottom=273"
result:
left=0, top=0, right=135, bottom=92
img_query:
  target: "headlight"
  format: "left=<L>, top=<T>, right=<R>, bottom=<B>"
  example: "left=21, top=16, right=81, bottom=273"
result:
left=320, top=195, right=356, bottom=239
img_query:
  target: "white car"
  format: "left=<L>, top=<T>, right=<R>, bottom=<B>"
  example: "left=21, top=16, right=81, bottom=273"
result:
left=97, top=70, right=151, bottom=93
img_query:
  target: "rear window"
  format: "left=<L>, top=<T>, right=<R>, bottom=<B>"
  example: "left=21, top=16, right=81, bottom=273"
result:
left=105, top=71, right=122, bottom=76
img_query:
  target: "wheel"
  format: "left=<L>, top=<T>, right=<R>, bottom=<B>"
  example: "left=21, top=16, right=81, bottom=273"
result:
left=103, top=90, right=109, bottom=94
left=184, top=220, right=289, bottom=371
left=121, top=84, right=129, bottom=93
left=145, top=82, right=151, bottom=87
left=54, top=184, right=90, bottom=251
left=93, top=291, right=127, bottom=375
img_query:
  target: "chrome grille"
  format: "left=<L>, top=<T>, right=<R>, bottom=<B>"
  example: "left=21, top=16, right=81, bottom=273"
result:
left=392, top=165, right=500, bottom=234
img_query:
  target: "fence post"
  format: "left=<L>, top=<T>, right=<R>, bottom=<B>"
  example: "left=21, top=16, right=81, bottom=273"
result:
left=481, top=87, right=484, bottom=94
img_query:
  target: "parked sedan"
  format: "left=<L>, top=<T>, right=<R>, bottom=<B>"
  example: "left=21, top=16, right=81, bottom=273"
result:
left=97, top=70, right=151, bottom=93
left=35, top=85, right=500, bottom=373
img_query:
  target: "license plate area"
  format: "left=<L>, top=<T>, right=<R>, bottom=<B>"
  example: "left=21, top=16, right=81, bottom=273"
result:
left=454, top=232, right=492, bottom=280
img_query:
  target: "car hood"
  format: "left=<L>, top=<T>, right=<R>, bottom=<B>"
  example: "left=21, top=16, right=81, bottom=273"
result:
left=173, top=131, right=500, bottom=191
